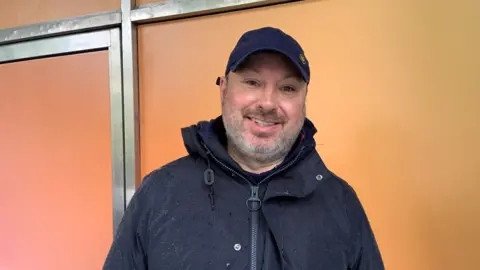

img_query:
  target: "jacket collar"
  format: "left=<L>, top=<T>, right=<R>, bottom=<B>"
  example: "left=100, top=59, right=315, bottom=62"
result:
left=181, top=116, right=328, bottom=199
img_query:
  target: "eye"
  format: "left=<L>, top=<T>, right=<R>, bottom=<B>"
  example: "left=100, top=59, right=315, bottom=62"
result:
left=280, top=85, right=297, bottom=93
left=243, top=79, right=261, bottom=87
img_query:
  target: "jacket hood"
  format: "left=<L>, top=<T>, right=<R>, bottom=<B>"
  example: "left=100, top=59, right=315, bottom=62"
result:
left=181, top=116, right=329, bottom=210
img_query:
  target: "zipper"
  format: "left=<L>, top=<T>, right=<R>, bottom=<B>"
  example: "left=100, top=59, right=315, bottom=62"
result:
left=246, top=146, right=305, bottom=270
left=203, top=150, right=261, bottom=270
left=202, top=143, right=306, bottom=270
left=247, top=186, right=261, bottom=270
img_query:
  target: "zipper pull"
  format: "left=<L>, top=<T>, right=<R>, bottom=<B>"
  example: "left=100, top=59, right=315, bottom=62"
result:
left=246, top=186, right=262, bottom=211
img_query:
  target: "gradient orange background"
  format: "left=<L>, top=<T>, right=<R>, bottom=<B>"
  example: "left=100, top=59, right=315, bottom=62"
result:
left=138, top=1, right=480, bottom=269
left=1, top=0, right=479, bottom=269
left=0, top=51, right=113, bottom=270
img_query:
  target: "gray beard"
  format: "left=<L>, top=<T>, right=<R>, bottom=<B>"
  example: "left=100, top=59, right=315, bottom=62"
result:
left=223, top=117, right=303, bottom=165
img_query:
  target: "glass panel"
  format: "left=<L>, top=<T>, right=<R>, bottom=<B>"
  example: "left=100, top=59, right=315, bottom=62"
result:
left=0, top=51, right=113, bottom=270
left=0, top=0, right=119, bottom=29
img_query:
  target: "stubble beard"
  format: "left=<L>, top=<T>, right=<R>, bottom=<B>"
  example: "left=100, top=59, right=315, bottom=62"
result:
left=222, top=99, right=305, bottom=165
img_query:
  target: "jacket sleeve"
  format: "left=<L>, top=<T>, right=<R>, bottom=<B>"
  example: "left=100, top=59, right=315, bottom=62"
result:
left=103, top=172, right=157, bottom=270
left=346, top=188, right=385, bottom=270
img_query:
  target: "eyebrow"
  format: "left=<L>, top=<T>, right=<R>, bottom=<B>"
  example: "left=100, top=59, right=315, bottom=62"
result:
left=236, top=66, right=259, bottom=74
left=283, top=74, right=302, bottom=80
left=237, top=67, right=301, bottom=81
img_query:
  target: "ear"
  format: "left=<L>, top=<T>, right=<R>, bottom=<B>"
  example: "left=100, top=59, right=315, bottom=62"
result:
left=219, top=75, right=228, bottom=102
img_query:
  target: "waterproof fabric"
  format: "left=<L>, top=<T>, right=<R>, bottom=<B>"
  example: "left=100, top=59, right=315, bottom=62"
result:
left=103, top=116, right=384, bottom=270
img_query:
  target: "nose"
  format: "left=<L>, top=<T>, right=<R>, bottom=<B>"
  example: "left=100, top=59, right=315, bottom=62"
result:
left=257, top=85, right=278, bottom=111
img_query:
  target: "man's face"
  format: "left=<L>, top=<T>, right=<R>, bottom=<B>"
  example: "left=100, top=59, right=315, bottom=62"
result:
left=220, top=51, right=308, bottom=164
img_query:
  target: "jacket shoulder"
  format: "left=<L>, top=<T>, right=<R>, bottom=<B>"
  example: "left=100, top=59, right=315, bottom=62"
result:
left=140, top=154, right=199, bottom=188
left=326, top=171, right=358, bottom=196
left=316, top=169, right=368, bottom=226
left=316, top=167, right=360, bottom=203
left=135, top=154, right=205, bottom=202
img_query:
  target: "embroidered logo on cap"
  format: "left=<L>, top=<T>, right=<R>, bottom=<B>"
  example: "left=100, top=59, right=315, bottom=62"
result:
left=299, top=53, right=307, bottom=65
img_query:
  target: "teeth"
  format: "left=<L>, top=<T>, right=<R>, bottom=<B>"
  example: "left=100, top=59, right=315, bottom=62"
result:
left=253, top=119, right=275, bottom=126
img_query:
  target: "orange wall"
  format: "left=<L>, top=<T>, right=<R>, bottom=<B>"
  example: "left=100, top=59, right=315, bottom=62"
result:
left=0, top=0, right=119, bottom=29
left=138, top=0, right=480, bottom=269
left=0, top=51, right=113, bottom=270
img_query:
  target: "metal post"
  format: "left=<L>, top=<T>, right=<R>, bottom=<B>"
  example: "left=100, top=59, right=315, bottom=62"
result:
left=121, top=0, right=140, bottom=211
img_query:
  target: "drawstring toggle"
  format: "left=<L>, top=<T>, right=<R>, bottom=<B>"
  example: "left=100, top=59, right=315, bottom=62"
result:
left=204, top=168, right=215, bottom=210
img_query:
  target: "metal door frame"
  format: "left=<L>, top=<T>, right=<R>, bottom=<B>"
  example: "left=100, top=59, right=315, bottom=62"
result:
left=0, top=28, right=126, bottom=232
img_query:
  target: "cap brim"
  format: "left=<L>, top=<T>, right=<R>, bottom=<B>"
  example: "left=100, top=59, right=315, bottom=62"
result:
left=229, top=47, right=309, bottom=83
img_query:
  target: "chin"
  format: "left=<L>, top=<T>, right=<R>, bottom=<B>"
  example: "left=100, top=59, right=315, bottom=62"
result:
left=244, top=135, right=277, bottom=149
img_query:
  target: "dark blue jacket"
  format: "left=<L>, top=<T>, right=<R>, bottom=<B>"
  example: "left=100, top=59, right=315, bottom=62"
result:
left=103, top=116, right=384, bottom=270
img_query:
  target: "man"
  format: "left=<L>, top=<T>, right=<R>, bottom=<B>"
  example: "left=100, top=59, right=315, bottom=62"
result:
left=103, top=26, right=384, bottom=269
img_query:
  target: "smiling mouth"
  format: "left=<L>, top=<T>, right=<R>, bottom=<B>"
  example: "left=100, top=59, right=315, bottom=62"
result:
left=246, top=117, right=281, bottom=127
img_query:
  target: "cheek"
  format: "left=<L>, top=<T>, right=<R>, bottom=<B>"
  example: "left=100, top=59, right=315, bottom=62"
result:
left=226, top=92, right=257, bottom=113
left=280, top=100, right=305, bottom=120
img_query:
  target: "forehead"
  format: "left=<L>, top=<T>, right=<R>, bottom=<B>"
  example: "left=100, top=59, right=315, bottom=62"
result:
left=234, top=51, right=301, bottom=77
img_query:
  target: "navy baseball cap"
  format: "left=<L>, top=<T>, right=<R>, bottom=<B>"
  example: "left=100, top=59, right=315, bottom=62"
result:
left=216, top=27, right=310, bottom=85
